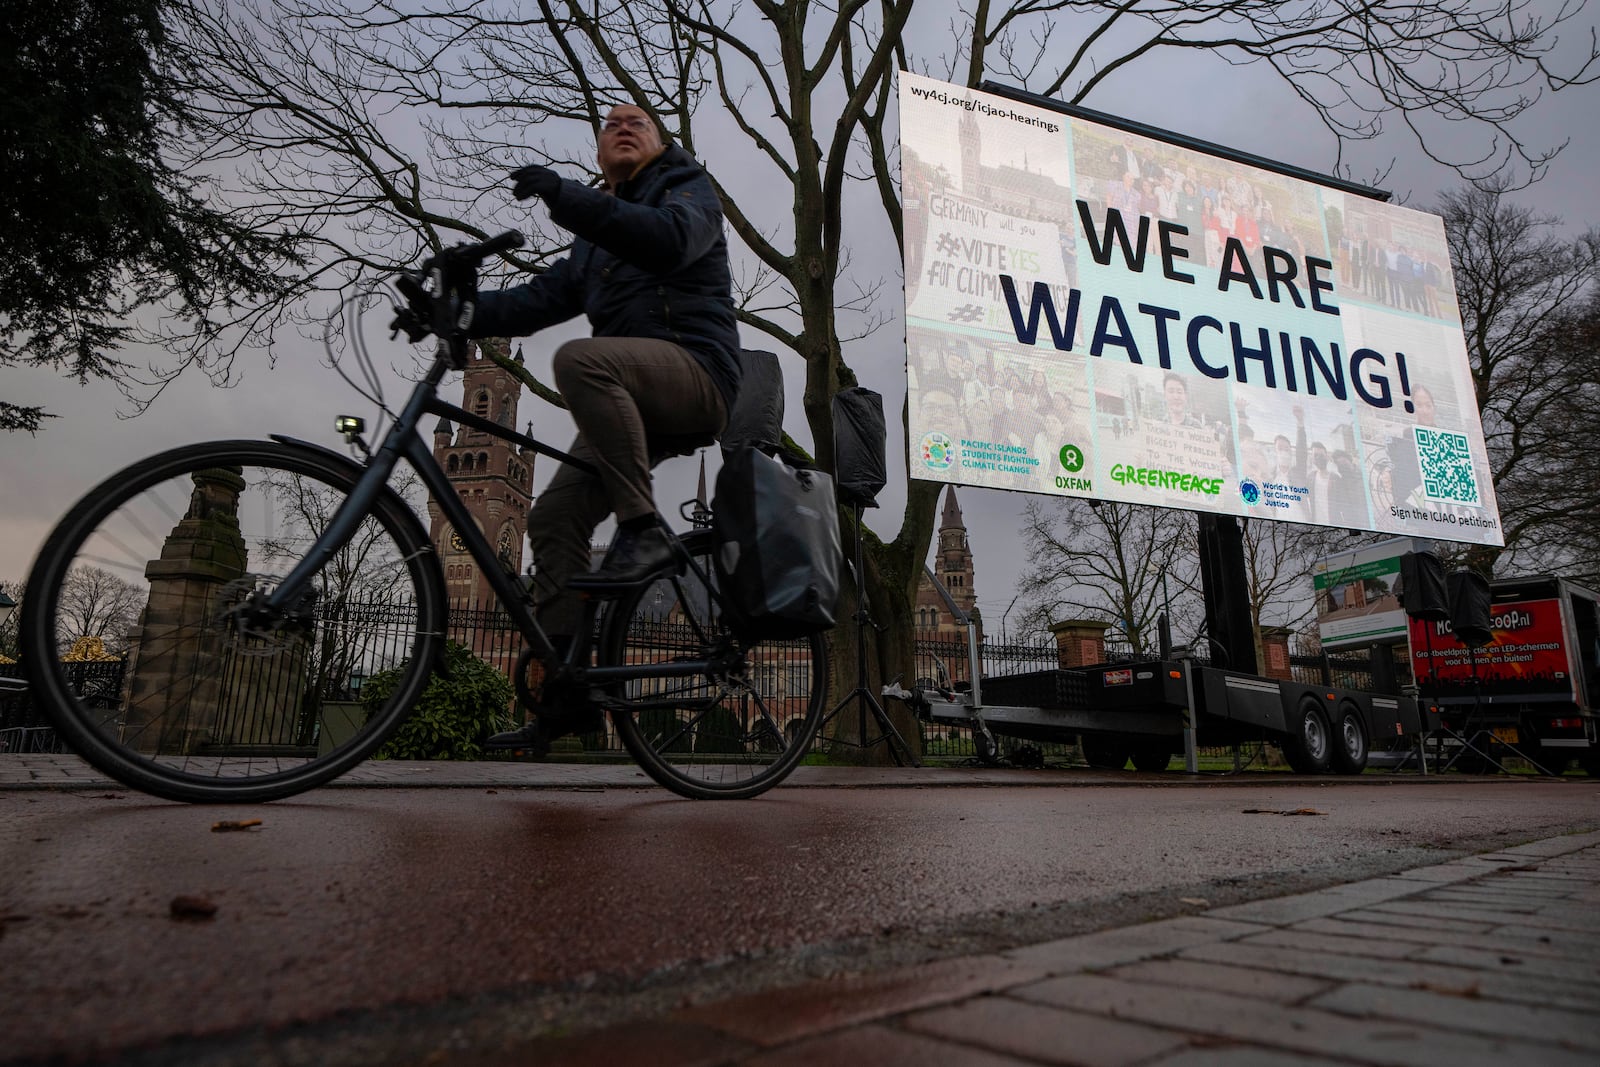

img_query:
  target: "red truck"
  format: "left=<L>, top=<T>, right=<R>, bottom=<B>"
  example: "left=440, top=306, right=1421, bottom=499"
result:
left=1407, top=575, right=1600, bottom=775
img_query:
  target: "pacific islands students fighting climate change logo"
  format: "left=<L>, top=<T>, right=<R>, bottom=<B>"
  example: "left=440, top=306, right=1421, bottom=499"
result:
left=921, top=431, right=955, bottom=471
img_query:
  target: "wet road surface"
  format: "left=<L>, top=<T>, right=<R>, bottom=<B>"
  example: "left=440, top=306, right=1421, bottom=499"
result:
left=3, top=766, right=1599, bottom=1063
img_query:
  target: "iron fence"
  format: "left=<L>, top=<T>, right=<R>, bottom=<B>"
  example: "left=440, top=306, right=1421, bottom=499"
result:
left=3, top=603, right=1384, bottom=768
left=0, top=661, right=116, bottom=754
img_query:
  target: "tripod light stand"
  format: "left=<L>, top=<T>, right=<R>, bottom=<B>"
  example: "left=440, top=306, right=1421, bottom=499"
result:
left=1436, top=569, right=1552, bottom=776
left=820, top=388, right=919, bottom=766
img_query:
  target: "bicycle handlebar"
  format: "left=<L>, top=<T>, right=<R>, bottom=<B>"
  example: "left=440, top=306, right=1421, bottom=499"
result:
left=390, top=231, right=525, bottom=363
left=455, top=229, right=525, bottom=262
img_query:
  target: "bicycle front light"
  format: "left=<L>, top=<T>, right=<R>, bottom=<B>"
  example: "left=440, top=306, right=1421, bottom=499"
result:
left=335, top=415, right=365, bottom=438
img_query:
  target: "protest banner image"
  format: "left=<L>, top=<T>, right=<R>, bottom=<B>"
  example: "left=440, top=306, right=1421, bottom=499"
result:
left=900, top=72, right=1504, bottom=546
left=1312, top=537, right=1433, bottom=651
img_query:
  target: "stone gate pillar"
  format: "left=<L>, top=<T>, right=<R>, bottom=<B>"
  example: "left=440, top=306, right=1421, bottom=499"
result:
left=1049, top=620, right=1111, bottom=669
left=1260, top=626, right=1294, bottom=681
left=122, top=468, right=256, bottom=754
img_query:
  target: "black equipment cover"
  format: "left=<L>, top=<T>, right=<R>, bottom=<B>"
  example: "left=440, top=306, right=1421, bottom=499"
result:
left=1447, top=570, right=1495, bottom=649
left=832, top=387, right=887, bottom=509
left=721, top=349, right=786, bottom=458
left=1399, top=551, right=1450, bottom=621
left=713, top=447, right=842, bottom=638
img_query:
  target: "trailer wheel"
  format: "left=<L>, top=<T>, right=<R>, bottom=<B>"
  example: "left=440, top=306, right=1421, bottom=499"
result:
left=1130, top=742, right=1172, bottom=773
left=1081, top=735, right=1130, bottom=770
left=1282, top=699, right=1333, bottom=775
left=1329, top=705, right=1369, bottom=775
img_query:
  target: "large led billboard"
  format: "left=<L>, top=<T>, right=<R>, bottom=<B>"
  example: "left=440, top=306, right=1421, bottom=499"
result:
left=900, top=73, right=1504, bottom=546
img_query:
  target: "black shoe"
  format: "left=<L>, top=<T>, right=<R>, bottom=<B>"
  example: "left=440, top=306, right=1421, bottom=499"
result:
left=483, top=719, right=552, bottom=756
left=485, top=703, right=606, bottom=754
left=570, top=523, right=679, bottom=588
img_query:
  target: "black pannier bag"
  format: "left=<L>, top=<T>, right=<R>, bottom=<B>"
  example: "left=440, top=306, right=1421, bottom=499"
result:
left=712, top=447, right=842, bottom=638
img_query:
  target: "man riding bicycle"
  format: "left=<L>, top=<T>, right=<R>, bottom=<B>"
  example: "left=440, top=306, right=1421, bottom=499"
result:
left=460, top=105, right=741, bottom=749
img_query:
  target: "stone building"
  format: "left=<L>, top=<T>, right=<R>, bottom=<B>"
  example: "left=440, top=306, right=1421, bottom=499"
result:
left=913, top=487, right=986, bottom=690
left=426, top=342, right=537, bottom=611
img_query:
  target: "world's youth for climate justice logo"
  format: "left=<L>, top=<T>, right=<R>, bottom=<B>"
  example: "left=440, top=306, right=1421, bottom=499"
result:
left=1239, top=479, right=1262, bottom=505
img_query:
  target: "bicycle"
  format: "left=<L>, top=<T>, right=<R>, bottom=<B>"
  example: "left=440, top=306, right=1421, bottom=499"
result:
left=19, top=232, right=827, bottom=803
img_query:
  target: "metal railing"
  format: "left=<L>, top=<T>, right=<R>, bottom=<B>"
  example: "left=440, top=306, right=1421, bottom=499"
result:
left=2, top=609, right=1383, bottom=766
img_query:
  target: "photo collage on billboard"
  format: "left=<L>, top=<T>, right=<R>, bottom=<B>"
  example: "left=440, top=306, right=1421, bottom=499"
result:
left=1330, top=192, right=1495, bottom=539
left=908, top=327, right=1091, bottom=493
left=902, top=78, right=1089, bottom=494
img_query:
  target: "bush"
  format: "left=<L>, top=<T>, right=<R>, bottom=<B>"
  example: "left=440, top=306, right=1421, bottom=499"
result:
left=361, top=641, right=515, bottom=760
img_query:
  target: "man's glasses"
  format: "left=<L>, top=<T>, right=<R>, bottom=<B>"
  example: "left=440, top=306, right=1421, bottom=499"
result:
left=603, top=115, right=654, bottom=134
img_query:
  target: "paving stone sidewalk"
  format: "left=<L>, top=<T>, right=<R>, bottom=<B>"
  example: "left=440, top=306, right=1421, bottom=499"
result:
left=478, top=830, right=1600, bottom=1067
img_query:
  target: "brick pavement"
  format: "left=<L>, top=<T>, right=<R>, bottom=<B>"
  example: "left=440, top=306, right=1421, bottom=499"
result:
left=469, top=830, right=1600, bottom=1067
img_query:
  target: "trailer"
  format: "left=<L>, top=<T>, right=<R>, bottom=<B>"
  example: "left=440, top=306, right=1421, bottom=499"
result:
left=913, top=655, right=1423, bottom=775
left=1409, top=576, right=1600, bottom=775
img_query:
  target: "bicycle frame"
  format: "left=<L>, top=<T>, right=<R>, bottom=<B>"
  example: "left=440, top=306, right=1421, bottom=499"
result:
left=262, top=343, right=726, bottom=691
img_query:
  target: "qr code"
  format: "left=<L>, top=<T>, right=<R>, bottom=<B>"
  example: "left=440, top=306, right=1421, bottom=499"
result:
left=1414, top=427, right=1480, bottom=505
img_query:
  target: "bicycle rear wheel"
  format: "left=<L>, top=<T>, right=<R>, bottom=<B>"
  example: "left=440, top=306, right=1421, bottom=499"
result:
left=600, top=530, right=826, bottom=799
left=19, top=440, right=445, bottom=802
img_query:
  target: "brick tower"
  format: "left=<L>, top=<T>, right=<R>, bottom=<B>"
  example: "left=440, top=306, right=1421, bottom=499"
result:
left=915, top=486, right=981, bottom=639
left=425, top=341, right=536, bottom=610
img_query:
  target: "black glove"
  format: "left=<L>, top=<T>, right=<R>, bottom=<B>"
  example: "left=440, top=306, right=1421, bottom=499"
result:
left=510, top=163, right=563, bottom=202
left=421, top=244, right=479, bottom=298
left=390, top=271, right=434, bottom=342
left=388, top=305, right=432, bottom=343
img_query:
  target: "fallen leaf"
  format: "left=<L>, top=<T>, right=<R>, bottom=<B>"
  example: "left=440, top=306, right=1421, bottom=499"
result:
left=1242, top=808, right=1326, bottom=816
left=210, top=819, right=262, bottom=832
left=1411, top=980, right=1480, bottom=998
left=170, top=896, right=218, bottom=920
left=1179, top=897, right=1209, bottom=907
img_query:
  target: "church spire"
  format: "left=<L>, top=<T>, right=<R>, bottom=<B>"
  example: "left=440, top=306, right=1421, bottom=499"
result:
left=941, top=485, right=964, bottom=530
left=693, top=453, right=712, bottom=526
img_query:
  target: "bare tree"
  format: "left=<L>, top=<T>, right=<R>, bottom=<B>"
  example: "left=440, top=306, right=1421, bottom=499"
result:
left=257, top=468, right=423, bottom=606
left=54, top=568, right=144, bottom=655
left=1238, top=520, right=1345, bottom=664
left=1438, top=185, right=1600, bottom=578
left=161, top=0, right=1595, bottom=757
left=1536, top=294, right=1600, bottom=585
left=256, top=467, right=426, bottom=698
left=1016, top=498, right=1201, bottom=653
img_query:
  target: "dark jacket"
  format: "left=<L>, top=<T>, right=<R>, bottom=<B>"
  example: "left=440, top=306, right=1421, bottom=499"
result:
left=471, top=145, right=741, bottom=409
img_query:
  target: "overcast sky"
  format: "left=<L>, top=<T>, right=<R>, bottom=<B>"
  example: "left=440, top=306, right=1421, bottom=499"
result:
left=6, top=11, right=1599, bottom=642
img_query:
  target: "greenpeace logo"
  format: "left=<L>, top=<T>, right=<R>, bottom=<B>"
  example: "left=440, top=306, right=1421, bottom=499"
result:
left=1109, top=464, right=1223, bottom=496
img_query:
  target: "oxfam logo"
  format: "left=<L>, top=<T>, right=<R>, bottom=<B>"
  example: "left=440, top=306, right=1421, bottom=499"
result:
left=921, top=432, right=955, bottom=471
left=1239, top=479, right=1261, bottom=505
left=1058, top=443, right=1085, bottom=473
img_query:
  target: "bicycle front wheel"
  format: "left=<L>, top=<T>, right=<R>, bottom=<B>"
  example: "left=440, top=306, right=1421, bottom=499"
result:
left=599, top=530, right=826, bottom=799
left=19, top=440, right=446, bottom=802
